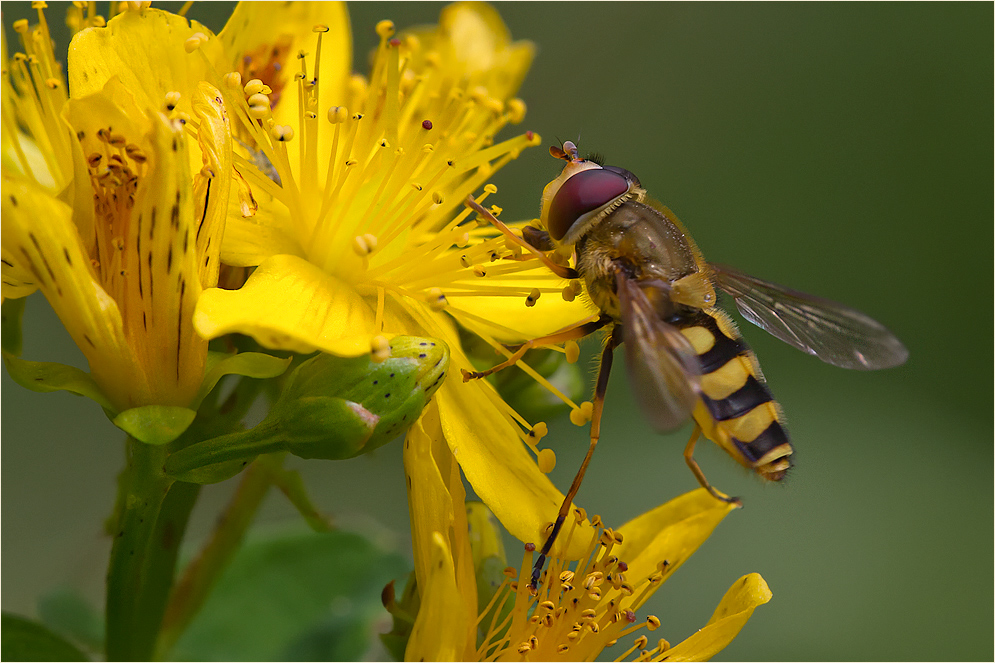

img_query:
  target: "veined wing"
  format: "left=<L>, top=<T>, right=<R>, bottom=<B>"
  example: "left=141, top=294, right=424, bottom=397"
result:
left=617, top=272, right=701, bottom=432
left=710, top=263, right=908, bottom=370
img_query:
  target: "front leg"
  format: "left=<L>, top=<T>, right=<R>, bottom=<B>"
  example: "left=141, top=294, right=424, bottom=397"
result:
left=461, top=315, right=611, bottom=381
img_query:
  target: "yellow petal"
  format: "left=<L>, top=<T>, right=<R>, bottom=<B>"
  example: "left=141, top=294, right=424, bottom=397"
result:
left=68, top=9, right=221, bottom=116
left=217, top=1, right=351, bottom=183
left=404, top=532, right=472, bottom=663
left=193, top=253, right=375, bottom=356
left=403, top=403, right=478, bottom=655
left=437, top=2, right=534, bottom=98
left=220, top=187, right=307, bottom=267
left=385, top=294, right=596, bottom=559
left=613, top=488, right=739, bottom=610
left=446, top=264, right=597, bottom=342
left=657, top=574, right=772, bottom=662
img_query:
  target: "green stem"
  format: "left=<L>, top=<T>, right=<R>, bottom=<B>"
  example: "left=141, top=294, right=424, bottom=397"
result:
left=155, top=454, right=282, bottom=658
left=105, top=439, right=198, bottom=661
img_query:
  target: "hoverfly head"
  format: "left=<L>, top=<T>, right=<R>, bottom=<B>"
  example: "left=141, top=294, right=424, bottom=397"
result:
left=540, top=143, right=641, bottom=245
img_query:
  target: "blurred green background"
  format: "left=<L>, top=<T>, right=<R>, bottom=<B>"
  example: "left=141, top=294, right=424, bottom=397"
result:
left=2, top=2, right=991, bottom=660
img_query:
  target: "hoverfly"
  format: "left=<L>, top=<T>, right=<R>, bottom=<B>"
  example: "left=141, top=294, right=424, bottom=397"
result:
left=463, top=140, right=907, bottom=589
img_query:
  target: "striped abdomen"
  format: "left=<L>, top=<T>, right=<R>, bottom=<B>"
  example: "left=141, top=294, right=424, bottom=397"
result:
left=678, top=310, right=793, bottom=481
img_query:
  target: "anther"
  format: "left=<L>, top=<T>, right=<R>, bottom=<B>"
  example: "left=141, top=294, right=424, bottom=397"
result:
left=45, top=78, right=60, bottom=89
left=507, top=99, right=527, bottom=124
left=327, top=106, right=349, bottom=123
left=164, top=91, right=181, bottom=111
left=646, top=615, right=661, bottom=631
left=427, top=287, right=447, bottom=311
left=472, top=265, right=486, bottom=278
left=223, top=72, right=242, bottom=89
left=525, top=288, right=541, bottom=307
left=431, top=191, right=444, bottom=204
left=537, top=448, right=556, bottom=474
left=352, top=233, right=378, bottom=256
left=483, top=183, right=498, bottom=195
left=634, top=635, right=649, bottom=649
left=371, top=335, right=390, bottom=363
left=247, top=92, right=270, bottom=108
left=459, top=255, right=471, bottom=268
left=375, top=20, right=395, bottom=39
left=13, top=19, right=29, bottom=33
left=503, top=567, right=518, bottom=578
left=524, top=542, right=536, bottom=552
left=183, top=33, right=207, bottom=53
left=270, top=125, right=294, bottom=142
left=243, top=78, right=265, bottom=96
left=564, top=340, right=580, bottom=363
left=569, top=406, right=589, bottom=426
left=559, top=570, right=575, bottom=583
left=87, top=153, right=103, bottom=168
left=313, top=24, right=329, bottom=33
left=517, top=643, right=531, bottom=654
left=529, top=422, right=548, bottom=439
left=422, top=119, right=433, bottom=130
left=557, top=644, right=569, bottom=654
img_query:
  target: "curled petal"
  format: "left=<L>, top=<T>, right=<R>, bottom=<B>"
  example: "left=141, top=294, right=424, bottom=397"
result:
left=658, top=574, right=772, bottom=662
left=193, top=253, right=375, bottom=356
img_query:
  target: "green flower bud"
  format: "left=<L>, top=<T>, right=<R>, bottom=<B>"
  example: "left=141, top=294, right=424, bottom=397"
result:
left=165, top=336, right=449, bottom=483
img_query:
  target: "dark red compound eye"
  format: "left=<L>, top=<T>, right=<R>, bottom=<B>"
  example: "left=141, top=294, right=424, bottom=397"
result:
left=547, top=168, right=630, bottom=241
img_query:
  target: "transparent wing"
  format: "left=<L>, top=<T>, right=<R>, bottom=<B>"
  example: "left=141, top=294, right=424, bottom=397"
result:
left=710, top=263, right=908, bottom=370
left=617, top=274, right=701, bottom=432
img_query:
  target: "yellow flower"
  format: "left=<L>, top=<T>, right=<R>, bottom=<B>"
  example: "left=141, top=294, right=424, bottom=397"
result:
left=2, top=4, right=232, bottom=412
left=403, top=409, right=772, bottom=662
left=67, top=2, right=599, bottom=553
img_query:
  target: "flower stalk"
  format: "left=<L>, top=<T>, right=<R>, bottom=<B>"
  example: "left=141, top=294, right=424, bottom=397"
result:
left=105, top=440, right=197, bottom=661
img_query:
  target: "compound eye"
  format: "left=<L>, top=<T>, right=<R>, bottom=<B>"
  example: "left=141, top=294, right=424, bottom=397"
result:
left=547, top=168, right=629, bottom=241
left=603, top=165, right=641, bottom=188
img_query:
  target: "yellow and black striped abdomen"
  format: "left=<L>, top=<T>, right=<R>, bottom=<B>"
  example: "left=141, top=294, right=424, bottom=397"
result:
left=679, top=310, right=793, bottom=481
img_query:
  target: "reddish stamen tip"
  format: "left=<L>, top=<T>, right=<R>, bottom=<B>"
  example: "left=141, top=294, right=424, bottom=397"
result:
left=389, top=38, right=401, bottom=47
left=617, top=561, right=628, bottom=572
left=525, top=130, right=535, bottom=140
left=625, top=610, right=637, bottom=623
left=525, top=542, right=536, bottom=552
left=422, top=119, right=433, bottom=130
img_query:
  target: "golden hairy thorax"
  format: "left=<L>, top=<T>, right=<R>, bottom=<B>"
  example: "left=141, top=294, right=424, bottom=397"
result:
left=574, top=199, right=708, bottom=320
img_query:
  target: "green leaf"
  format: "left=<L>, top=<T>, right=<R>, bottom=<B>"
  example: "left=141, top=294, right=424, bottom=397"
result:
left=172, top=529, right=409, bottom=661
left=37, top=589, right=103, bottom=654
left=193, top=351, right=293, bottom=410
left=1, top=352, right=113, bottom=411
left=113, top=405, right=198, bottom=445
left=1, top=612, right=88, bottom=661
left=1, top=297, right=26, bottom=356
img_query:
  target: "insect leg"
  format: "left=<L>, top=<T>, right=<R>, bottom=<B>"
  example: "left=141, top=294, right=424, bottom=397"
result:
left=530, top=325, right=621, bottom=591
left=465, top=195, right=579, bottom=280
left=460, top=314, right=610, bottom=381
left=684, top=425, right=742, bottom=506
